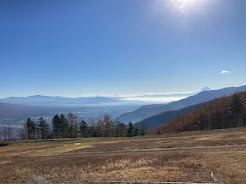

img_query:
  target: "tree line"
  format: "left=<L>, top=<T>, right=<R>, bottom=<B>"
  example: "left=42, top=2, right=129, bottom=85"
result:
left=151, top=92, right=246, bottom=134
left=22, top=113, right=145, bottom=140
left=0, top=127, right=15, bottom=142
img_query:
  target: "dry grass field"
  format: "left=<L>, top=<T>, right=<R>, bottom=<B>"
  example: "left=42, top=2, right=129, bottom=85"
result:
left=0, top=127, right=246, bottom=184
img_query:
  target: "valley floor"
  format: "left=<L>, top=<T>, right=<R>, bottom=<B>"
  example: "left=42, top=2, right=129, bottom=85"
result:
left=0, top=127, right=246, bottom=183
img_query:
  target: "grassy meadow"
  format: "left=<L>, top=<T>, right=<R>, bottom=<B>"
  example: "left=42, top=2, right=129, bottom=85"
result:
left=0, top=127, right=246, bottom=183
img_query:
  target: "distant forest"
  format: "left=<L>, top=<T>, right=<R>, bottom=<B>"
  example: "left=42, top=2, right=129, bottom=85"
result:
left=1, top=113, right=145, bottom=142
left=151, top=92, right=246, bottom=134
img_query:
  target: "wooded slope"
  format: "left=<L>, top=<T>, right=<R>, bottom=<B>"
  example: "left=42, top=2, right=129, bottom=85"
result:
left=150, top=92, right=246, bottom=134
left=135, top=99, right=216, bottom=130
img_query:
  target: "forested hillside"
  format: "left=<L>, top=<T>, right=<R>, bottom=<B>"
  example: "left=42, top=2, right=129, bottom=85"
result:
left=150, top=92, right=246, bottom=134
left=135, top=99, right=216, bottom=130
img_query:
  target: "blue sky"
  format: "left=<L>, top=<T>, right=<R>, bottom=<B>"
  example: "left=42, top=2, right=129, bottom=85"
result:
left=1, top=0, right=246, bottom=98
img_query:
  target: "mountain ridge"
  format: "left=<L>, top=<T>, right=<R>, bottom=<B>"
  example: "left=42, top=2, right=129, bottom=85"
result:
left=118, top=85, right=246, bottom=124
left=0, top=95, right=119, bottom=106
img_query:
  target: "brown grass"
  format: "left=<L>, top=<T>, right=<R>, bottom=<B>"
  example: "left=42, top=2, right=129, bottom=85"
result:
left=0, top=127, right=246, bottom=183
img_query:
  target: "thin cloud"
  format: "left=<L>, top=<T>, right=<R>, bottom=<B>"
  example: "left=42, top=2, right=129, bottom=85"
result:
left=220, top=70, right=230, bottom=74
left=123, top=96, right=186, bottom=103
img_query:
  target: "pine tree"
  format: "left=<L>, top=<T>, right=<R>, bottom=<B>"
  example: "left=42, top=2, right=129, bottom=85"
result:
left=134, top=127, right=139, bottom=136
left=38, top=117, right=49, bottom=139
left=127, top=122, right=134, bottom=137
left=156, top=129, right=161, bottom=135
left=79, top=120, right=88, bottom=137
left=24, top=118, right=37, bottom=140
left=60, top=114, right=69, bottom=138
left=67, top=112, right=79, bottom=138
left=52, top=115, right=61, bottom=138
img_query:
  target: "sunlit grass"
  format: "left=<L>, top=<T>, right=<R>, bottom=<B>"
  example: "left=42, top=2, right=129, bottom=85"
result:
left=0, top=127, right=246, bottom=183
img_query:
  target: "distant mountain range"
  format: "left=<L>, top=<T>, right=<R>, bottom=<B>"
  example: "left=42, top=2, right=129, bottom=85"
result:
left=118, top=85, right=246, bottom=124
left=0, top=87, right=213, bottom=107
left=0, top=95, right=120, bottom=106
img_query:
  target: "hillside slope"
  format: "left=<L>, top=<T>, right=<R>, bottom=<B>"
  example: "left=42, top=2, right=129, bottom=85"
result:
left=135, top=99, right=216, bottom=130
left=118, top=85, right=246, bottom=123
left=150, top=92, right=246, bottom=134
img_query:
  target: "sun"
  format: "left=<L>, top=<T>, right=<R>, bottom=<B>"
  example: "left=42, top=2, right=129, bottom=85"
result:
left=155, top=0, right=208, bottom=19
left=172, top=0, right=198, bottom=11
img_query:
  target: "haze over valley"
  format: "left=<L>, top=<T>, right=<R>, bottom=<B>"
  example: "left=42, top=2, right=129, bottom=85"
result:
left=0, top=87, right=208, bottom=128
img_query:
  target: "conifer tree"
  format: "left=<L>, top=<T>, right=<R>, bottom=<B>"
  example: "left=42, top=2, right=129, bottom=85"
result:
left=24, top=118, right=37, bottom=140
left=79, top=120, right=88, bottom=137
left=38, top=117, right=49, bottom=139
left=127, top=122, right=134, bottom=137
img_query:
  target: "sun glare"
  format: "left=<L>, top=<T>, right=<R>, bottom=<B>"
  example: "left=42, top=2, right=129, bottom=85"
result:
left=173, top=0, right=191, bottom=8
left=157, top=0, right=206, bottom=16
left=172, top=0, right=200, bottom=12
